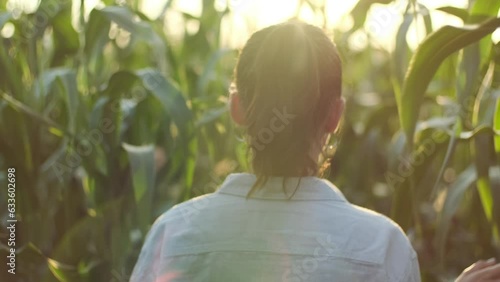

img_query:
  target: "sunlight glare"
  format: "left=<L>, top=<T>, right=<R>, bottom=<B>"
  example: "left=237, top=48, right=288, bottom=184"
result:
left=11, top=0, right=491, bottom=50
left=365, top=2, right=403, bottom=51
left=494, top=9, right=500, bottom=44
left=174, top=0, right=202, bottom=17
left=141, top=0, right=168, bottom=19
left=143, top=0, right=359, bottom=48
left=6, top=0, right=39, bottom=14
left=325, top=0, right=358, bottom=30
left=406, top=0, right=467, bottom=50
left=1, top=22, right=15, bottom=38
left=71, top=0, right=102, bottom=30
left=255, top=0, right=299, bottom=27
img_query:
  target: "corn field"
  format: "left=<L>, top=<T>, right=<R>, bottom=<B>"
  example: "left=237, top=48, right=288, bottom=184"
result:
left=0, top=0, right=499, bottom=281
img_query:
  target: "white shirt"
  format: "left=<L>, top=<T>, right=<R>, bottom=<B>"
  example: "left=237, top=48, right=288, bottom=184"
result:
left=131, top=173, right=421, bottom=282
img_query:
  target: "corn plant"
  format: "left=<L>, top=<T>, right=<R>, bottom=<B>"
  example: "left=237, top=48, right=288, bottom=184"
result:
left=0, top=0, right=236, bottom=280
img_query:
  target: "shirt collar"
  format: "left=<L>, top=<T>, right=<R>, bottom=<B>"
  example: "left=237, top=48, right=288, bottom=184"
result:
left=216, top=173, right=347, bottom=201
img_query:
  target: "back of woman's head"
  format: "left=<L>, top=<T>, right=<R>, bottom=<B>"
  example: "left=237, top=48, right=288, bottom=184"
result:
left=234, top=21, right=342, bottom=184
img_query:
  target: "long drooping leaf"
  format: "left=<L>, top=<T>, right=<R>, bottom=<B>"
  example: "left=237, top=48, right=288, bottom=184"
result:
left=349, top=0, right=394, bottom=32
left=470, top=0, right=500, bottom=20
left=398, top=17, right=500, bottom=146
left=47, top=257, right=78, bottom=282
left=86, top=6, right=165, bottom=58
left=476, top=171, right=495, bottom=224
left=136, top=69, right=192, bottom=139
left=49, top=198, right=125, bottom=279
left=103, top=70, right=139, bottom=99
left=196, top=48, right=234, bottom=96
left=85, top=8, right=111, bottom=57
left=415, top=116, right=456, bottom=132
left=472, top=61, right=498, bottom=240
left=99, top=7, right=162, bottom=45
left=458, top=126, right=500, bottom=139
left=458, top=44, right=481, bottom=110
left=435, top=164, right=477, bottom=263
left=473, top=62, right=497, bottom=127
left=0, top=92, right=67, bottom=136
left=392, top=13, right=413, bottom=87
left=195, top=106, right=228, bottom=127
left=123, top=143, right=155, bottom=233
left=84, top=6, right=166, bottom=80
left=495, top=99, right=500, bottom=160
left=430, top=119, right=461, bottom=199
left=436, top=6, right=468, bottom=22
left=468, top=0, right=500, bottom=70
left=51, top=6, right=79, bottom=66
left=122, top=143, right=155, bottom=203
left=35, top=68, right=79, bottom=133
left=419, top=3, right=433, bottom=36
left=132, top=69, right=195, bottom=195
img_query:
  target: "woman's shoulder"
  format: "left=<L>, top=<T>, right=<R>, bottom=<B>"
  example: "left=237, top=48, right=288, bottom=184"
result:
left=341, top=203, right=414, bottom=247
left=347, top=204, right=406, bottom=231
left=149, top=193, right=218, bottom=228
left=325, top=202, right=419, bottom=280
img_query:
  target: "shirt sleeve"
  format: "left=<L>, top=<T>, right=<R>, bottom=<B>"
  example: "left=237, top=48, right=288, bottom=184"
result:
left=401, top=251, right=421, bottom=282
left=130, top=217, right=167, bottom=282
left=383, top=222, right=421, bottom=282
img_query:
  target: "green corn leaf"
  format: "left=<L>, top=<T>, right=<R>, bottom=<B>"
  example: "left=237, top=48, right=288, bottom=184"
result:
left=0, top=12, right=11, bottom=28
left=393, top=13, right=413, bottom=87
left=419, top=4, right=433, bottom=35
left=122, top=143, right=155, bottom=202
left=473, top=62, right=496, bottom=127
left=150, top=83, right=194, bottom=199
left=50, top=198, right=123, bottom=262
left=184, top=138, right=197, bottom=200
left=196, top=48, right=234, bottom=96
left=0, top=92, right=67, bottom=135
left=468, top=0, right=500, bottom=68
left=473, top=131, right=496, bottom=238
left=387, top=131, right=407, bottom=173
left=435, top=164, right=477, bottom=263
left=85, top=8, right=111, bottom=57
left=416, top=116, right=456, bottom=132
left=477, top=175, right=494, bottom=223
left=458, top=43, right=481, bottom=108
left=99, top=6, right=162, bottom=45
left=349, top=0, right=394, bottom=32
left=136, top=69, right=193, bottom=140
left=104, top=70, right=140, bottom=99
left=195, top=106, right=228, bottom=127
left=100, top=6, right=138, bottom=31
left=495, top=99, right=500, bottom=159
left=492, top=166, right=500, bottom=243
left=18, top=242, right=80, bottom=281
left=398, top=17, right=500, bottom=146
left=471, top=60, right=498, bottom=240
left=430, top=119, right=462, bottom=199
left=123, top=143, right=155, bottom=232
left=458, top=126, right=500, bottom=140
left=51, top=7, right=79, bottom=66
left=436, top=6, right=468, bottom=22
left=47, top=257, right=78, bottom=282
left=85, top=6, right=165, bottom=67
left=35, top=68, right=79, bottom=134
left=470, top=0, right=500, bottom=20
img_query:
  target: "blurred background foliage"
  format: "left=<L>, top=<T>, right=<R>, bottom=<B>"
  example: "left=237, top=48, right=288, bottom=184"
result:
left=0, top=0, right=499, bottom=281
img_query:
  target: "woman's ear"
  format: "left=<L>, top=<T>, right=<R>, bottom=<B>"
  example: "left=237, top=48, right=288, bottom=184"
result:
left=325, top=97, right=345, bottom=133
left=229, top=92, right=246, bottom=126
